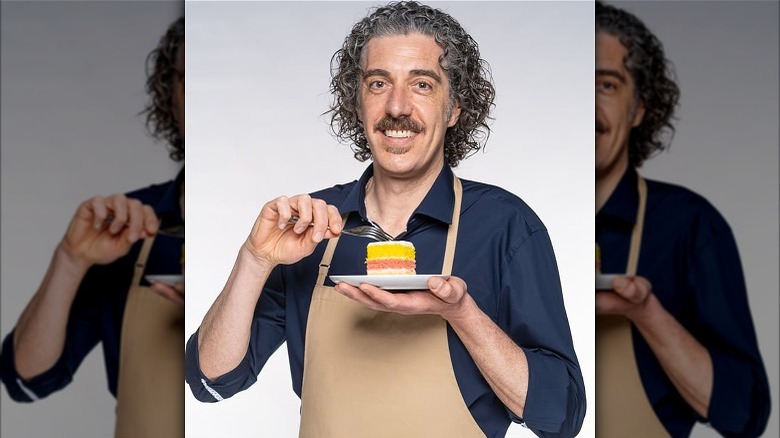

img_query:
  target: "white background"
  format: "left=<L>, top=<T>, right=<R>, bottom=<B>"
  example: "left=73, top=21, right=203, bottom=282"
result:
left=186, top=1, right=594, bottom=437
left=0, top=1, right=182, bottom=437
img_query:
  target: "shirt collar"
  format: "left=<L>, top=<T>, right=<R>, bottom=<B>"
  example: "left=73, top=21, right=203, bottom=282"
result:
left=338, top=164, right=455, bottom=225
left=598, top=165, right=639, bottom=225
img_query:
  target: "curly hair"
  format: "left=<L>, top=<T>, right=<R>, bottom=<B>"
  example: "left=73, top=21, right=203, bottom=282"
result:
left=328, top=1, right=495, bottom=167
left=596, top=2, right=680, bottom=167
left=141, top=16, right=184, bottom=162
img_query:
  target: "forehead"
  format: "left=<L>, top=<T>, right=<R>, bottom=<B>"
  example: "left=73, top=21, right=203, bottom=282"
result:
left=362, top=33, right=444, bottom=72
left=596, top=32, right=630, bottom=73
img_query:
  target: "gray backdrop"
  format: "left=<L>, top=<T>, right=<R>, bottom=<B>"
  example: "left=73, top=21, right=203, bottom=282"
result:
left=185, top=1, right=594, bottom=437
left=613, top=1, right=779, bottom=437
left=1, top=1, right=181, bottom=437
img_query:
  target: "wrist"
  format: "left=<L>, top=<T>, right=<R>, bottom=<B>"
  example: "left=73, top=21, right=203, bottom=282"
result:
left=239, top=241, right=277, bottom=272
left=54, top=242, right=93, bottom=274
left=625, top=291, right=661, bottom=326
left=441, top=292, right=479, bottom=326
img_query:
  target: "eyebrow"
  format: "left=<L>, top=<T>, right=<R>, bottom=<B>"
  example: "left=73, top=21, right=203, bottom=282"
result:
left=362, top=68, right=443, bottom=84
left=596, top=68, right=628, bottom=84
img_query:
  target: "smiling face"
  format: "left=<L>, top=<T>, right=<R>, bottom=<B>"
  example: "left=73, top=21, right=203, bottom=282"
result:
left=358, top=33, right=461, bottom=180
left=596, top=31, right=645, bottom=181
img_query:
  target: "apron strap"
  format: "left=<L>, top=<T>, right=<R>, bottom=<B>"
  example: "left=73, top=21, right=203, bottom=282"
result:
left=441, top=176, right=462, bottom=276
left=315, top=214, right=348, bottom=287
left=626, top=174, right=647, bottom=276
left=131, top=236, right=156, bottom=287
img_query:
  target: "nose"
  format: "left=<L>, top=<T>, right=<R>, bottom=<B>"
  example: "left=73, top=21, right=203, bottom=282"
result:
left=386, top=85, right=412, bottom=118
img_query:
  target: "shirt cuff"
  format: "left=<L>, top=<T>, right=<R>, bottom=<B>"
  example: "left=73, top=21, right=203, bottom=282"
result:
left=1, top=331, right=73, bottom=402
left=185, top=329, right=258, bottom=403
left=707, top=348, right=770, bottom=436
left=512, top=347, right=571, bottom=434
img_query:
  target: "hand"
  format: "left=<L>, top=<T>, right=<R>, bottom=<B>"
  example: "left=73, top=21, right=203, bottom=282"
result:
left=243, top=194, right=342, bottom=267
left=60, top=194, right=159, bottom=267
left=334, top=275, right=470, bottom=321
left=151, top=281, right=184, bottom=305
left=595, top=275, right=653, bottom=321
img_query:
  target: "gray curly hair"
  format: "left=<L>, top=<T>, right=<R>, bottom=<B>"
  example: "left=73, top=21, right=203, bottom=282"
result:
left=328, top=1, right=495, bottom=167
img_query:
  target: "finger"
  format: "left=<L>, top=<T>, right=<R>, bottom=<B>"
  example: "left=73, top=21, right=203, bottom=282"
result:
left=124, top=198, right=145, bottom=242
left=290, top=194, right=312, bottom=234
left=150, top=282, right=185, bottom=305
left=428, top=276, right=465, bottom=304
left=142, top=205, right=160, bottom=236
left=324, top=204, right=342, bottom=237
left=90, top=195, right=109, bottom=229
left=309, top=199, right=329, bottom=243
left=334, top=282, right=384, bottom=310
left=613, top=276, right=651, bottom=304
left=273, top=196, right=293, bottom=230
left=595, top=291, right=629, bottom=315
left=107, top=194, right=129, bottom=234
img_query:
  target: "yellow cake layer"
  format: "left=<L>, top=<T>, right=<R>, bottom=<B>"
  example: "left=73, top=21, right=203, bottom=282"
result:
left=366, top=241, right=415, bottom=260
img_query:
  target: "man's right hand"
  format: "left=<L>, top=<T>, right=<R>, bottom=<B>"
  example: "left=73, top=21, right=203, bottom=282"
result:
left=243, top=194, right=342, bottom=267
left=59, top=194, right=159, bottom=267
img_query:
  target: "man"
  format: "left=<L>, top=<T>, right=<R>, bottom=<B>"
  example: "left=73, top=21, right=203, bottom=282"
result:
left=595, top=2, right=770, bottom=437
left=186, top=2, right=585, bottom=437
left=1, top=16, right=185, bottom=437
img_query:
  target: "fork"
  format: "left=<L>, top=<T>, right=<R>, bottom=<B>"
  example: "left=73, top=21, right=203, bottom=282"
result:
left=288, top=216, right=393, bottom=241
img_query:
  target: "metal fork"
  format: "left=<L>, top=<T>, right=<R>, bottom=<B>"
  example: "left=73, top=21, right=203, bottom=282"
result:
left=289, top=216, right=393, bottom=241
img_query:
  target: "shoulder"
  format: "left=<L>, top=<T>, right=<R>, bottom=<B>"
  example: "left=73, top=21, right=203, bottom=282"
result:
left=645, top=178, right=733, bottom=250
left=124, top=178, right=176, bottom=205
left=309, top=180, right=359, bottom=205
left=460, top=178, right=548, bottom=237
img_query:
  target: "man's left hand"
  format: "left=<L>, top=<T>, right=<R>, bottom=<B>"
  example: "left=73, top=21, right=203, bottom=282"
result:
left=595, top=275, right=653, bottom=321
left=151, top=281, right=184, bottom=305
left=334, top=275, right=469, bottom=321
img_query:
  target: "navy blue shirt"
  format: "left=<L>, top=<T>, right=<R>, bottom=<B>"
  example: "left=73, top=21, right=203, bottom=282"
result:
left=1, top=169, right=184, bottom=401
left=596, top=166, right=770, bottom=437
left=186, top=165, right=585, bottom=437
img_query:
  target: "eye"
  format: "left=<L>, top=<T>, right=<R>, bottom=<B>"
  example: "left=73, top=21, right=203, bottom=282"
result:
left=415, top=81, right=431, bottom=91
left=368, top=80, right=386, bottom=90
left=597, top=78, right=618, bottom=94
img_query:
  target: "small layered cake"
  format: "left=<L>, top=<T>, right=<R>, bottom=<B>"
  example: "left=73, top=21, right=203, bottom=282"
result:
left=366, top=241, right=416, bottom=275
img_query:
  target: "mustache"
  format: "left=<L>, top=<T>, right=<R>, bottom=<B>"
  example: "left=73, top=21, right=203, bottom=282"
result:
left=375, top=116, right=424, bottom=133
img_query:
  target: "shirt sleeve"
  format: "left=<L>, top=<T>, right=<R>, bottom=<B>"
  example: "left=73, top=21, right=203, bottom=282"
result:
left=688, top=224, right=770, bottom=437
left=0, top=267, right=107, bottom=402
left=499, top=229, right=586, bottom=436
left=185, top=265, right=287, bottom=402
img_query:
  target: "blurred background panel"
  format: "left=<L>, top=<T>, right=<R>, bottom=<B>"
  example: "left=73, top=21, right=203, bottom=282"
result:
left=612, top=2, right=779, bottom=437
left=1, top=1, right=181, bottom=436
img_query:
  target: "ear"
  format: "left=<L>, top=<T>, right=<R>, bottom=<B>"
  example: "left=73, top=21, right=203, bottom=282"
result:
left=447, top=101, right=461, bottom=127
left=631, top=100, right=645, bottom=128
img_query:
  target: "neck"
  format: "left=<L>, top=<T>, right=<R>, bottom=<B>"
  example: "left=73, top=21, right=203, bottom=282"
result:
left=365, top=164, right=442, bottom=237
left=596, top=159, right=629, bottom=214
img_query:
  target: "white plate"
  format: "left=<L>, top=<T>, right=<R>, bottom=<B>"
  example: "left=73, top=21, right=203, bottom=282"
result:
left=330, top=275, right=449, bottom=290
left=145, top=275, right=183, bottom=286
left=596, top=274, right=617, bottom=290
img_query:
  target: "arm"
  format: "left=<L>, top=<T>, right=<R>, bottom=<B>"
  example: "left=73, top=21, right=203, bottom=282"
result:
left=193, top=195, right=343, bottom=381
left=597, top=277, right=713, bottom=416
left=11, top=195, right=158, bottom=381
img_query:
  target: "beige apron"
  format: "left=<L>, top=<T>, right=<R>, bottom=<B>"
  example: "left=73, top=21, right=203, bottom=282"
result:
left=299, top=177, right=485, bottom=438
left=115, top=236, right=184, bottom=438
left=596, top=175, right=669, bottom=437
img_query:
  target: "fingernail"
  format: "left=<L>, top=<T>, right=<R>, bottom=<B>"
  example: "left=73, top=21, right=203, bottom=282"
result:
left=279, top=222, right=287, bottom=230
left=430, top=278, right=443, bottom=290
left=613, top=277, right=628, bottom=289
left=314, top=231, right=323, bottom=242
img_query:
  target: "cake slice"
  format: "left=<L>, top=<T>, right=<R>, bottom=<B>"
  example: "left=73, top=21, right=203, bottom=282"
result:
left=366, top=241, right=416, bottom=275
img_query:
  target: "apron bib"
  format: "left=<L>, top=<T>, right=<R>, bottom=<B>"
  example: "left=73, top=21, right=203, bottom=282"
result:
left=596, top=175, right=669, bottom=437
left=115, top=236, right=184, bottom=438
left=299, top=177, right=485, bottom=438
